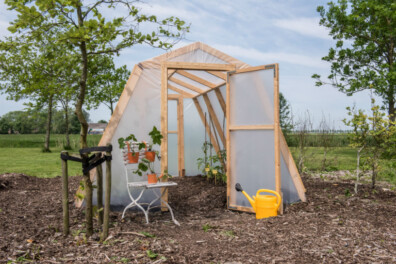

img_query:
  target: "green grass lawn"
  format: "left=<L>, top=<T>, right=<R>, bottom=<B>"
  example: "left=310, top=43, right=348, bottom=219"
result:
left=0, top=134, right=101, bottom=178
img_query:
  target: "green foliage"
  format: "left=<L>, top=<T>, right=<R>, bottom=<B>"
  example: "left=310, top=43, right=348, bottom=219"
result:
left=146, top=250, right=158, bottom=259
left=279, top=92, right=293, bottom=134
left=2, top=0, right=190, bottom=148
left=0, top=109, right=90, bottom=135
left=86, top=55, right=129, bottom=114
left=140, top=231, right=156, bottom=238
left=313, top=0, right=396, bottom=118
left=148, top=126, right=163, bottom=146
left=197, top=142, right=226, bottom=183
left=202, top=223, right=213, bottom=232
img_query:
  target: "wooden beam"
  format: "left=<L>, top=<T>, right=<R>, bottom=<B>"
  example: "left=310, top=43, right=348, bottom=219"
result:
left=229, top=125, right=274, bottom=130
left=165, top=61, right=236, bottom=71
left=229, top=64, right=277, bottom=75
left=207, top=70, right=226, bottom=80
left=214, top=89, right=226, bottom=114
left=178, top=97, right=185, bottom=177
left=160, top=63, right=168, bottom=211
left=192, top=82, right=226, bottom=98
left=169, top=77, right=205, bottom=94
left=226, top=73, right=231, bottom=209
left=203, top=94, right=225, bottom=146
left=193, top=98, right=221, bottom=154
left=168, top=84, right=195, bottom=98
left=168, top=130, right=177, bottom=134
left=274, top=64, right=281, bottom=213
left=177, top=70, right=217, bottom=88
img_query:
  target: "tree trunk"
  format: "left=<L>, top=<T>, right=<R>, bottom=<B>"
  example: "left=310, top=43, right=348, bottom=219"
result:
left=77, top=4, right=92, bottom=237
left=355, top=147, right=363, bottom=194
left=64, top=103, right=70, bottom=149
left=389, top=92, right=395, bottom=122
left=43, top=94, right=53, bottom=152
left=110, top=100, right=113, bottom=115
left=371, top=162, right=377, bottom=189
left=76, top=5, right=88, bottom=149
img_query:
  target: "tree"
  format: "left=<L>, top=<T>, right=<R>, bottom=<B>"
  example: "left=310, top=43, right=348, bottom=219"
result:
left=344, top=98, right=396, bottom=189
left=279, top=92, right=293, bottom=134
left=313, top=0, right=396, bottom=120
left=5, top=1, right=189, bottom=236
left=86, top=55, right=129, bottom=115
left=343, top=105, right=369, bottom=193
left=5, top=0, right=189, bottom=149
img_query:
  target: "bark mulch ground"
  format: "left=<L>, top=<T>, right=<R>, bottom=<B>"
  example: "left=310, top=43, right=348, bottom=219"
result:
left=1, top=173, right=395, bottom=263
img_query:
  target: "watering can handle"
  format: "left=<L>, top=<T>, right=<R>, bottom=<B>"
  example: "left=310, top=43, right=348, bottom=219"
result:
left=256, top=189, right=281, bottom=209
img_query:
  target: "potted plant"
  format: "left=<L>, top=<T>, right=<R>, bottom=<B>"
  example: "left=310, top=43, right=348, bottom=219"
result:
left=118, top=134, right=146, bottom=164
left=133, top=158, right=171, bottom=184
left=144, top=126, right=163, bottom=162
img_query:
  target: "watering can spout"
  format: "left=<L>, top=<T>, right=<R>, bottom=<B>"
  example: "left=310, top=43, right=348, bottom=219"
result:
left=235, top=183, right=255, bottom=210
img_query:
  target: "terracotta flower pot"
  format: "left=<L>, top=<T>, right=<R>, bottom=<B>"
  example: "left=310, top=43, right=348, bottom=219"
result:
left=127, top=142, right=139, bottom=164
left=145, top=151, right=156, bottom=162
left=147, top=173, right=158, bottom=184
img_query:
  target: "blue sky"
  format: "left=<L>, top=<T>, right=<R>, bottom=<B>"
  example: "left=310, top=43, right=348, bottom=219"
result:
left=0, top=0, right=376, bottom=129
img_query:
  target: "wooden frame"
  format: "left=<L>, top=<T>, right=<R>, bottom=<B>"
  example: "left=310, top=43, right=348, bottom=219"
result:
left=226, top=64, right=282, bottom=213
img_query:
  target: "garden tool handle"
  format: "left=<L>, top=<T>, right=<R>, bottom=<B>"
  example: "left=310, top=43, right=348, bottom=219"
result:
left=256, top=189, right=281, bottom=209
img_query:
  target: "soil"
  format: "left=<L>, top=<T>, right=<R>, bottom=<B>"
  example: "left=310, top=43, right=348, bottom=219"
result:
left=1, top=173, right=396, bottom=263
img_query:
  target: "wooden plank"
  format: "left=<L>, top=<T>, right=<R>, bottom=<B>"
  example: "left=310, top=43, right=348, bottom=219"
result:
left=229, top=125, right=274, bottom=130
left=214, top=89, right=226, bottom=114
left=161, top=63, right=169, bottom=211
left=280, top=131, right=307, bottom=201
left=168, top=84, right=195, bottom=98
left=207, top=70, right=226, bottom=80
left=168, top=130, right=178, bottom=134
left=226, top=73, right=231, bottom=209
left=203, top=94, right=226, bottom=146
left=177, top=70, right=217, bottom=88
left=193, top=82, right=226, bottom=98
left=101, top=145, right=112, bottom=241
left=230, top=64, right=277, bottom=75
left=193, top=98, right=221, bottom=154
left=178, top=97, right=185, bottom=177
left=273, top=64, right=281, bottom=213
left=165, top=61, right=236, bottom=71
left=169, top=77, right=205, bottom=94
left=228, top=204, right=255, bottom=213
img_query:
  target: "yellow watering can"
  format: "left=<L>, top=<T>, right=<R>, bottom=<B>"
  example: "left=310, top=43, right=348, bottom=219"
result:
left=235, top=183, right=281, bottom=219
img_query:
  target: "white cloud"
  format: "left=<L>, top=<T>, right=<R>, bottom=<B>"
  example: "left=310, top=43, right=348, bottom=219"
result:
left=212, top=44, right=327, bottom=68
left=273, top=17, right=331, bottom=40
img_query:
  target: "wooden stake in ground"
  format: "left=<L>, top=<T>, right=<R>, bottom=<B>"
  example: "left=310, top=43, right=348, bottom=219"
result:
left=96, top=153, right=104, bottom=226
left=82, top=154, right=93, bottom=237
left=101, top=144, right=112, bottom=241
left=61, top=151, right=69, bottom=236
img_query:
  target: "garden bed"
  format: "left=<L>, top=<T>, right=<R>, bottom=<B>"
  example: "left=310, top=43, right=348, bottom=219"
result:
left=0, top=173, right=395, bottom=263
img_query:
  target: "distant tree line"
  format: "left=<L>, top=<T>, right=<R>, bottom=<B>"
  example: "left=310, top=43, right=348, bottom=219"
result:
left=0, top=109, right=90, bottom=135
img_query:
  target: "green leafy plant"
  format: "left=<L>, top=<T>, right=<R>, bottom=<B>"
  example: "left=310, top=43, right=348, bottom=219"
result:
left=202, top=223, right=213, bottom=232
left=146, top=250, right=158, bottom=259
left=197, top=142, right=226, bottom=184
left=140, top=231, right=156, bottom=238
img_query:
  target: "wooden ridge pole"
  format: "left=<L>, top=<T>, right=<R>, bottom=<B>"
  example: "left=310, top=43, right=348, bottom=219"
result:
left=61, top=151, right=69, bottom=236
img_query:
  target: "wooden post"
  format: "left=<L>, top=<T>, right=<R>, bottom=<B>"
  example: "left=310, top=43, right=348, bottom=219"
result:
left=96, top=153, right=103, bottom=226
left=161, top=64, right=169, bottom=211
left=273, top=64, right=282, bottom=214
left=82, top=154, right=93, bottom=237
left=101, top=144, right=112, bottom=241
left=61, top=151, right=69, bottom=236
